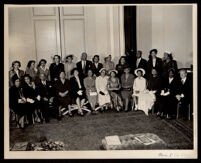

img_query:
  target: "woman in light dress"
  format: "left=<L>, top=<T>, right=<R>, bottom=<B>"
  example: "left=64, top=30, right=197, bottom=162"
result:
left=107, top=70, right=123, bottom=112
left=95, top=68, right=111, bottom=110
left=64, top=55, right=76, bottom=80
left=37, top=59, right=50, bottom=82
left=132, top=68, right=156, bottom=115
left=84, top=69, right=98, bottom=114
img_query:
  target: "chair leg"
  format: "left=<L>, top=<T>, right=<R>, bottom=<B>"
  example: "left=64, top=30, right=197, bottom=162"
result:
left=188, top=104, right=191, bottom=120
left=176, top=103, right=180, bottom=119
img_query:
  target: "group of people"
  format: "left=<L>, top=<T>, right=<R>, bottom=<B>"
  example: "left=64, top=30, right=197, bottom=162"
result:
left=9, top=49, right=193, bottom=129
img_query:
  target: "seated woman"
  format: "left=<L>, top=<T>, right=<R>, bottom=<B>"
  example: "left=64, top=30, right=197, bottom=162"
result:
left=70, top=68, right=90, bottom=116
left=132, top=68, right=147, bottom=111
left=159, top=68, right=178, bottom=119
left=132, top=68, right=156, bottom=115
left=9, top=75, right=27, bottom=129
left=22, top=74, right=41, bottom=124
left=54, top=71, right=72, bottom=119
left=103, top=55, right=115, bottom=74
left=116, top=56, right=129, bottom=78
left=9, top=60, right=24, bottom=87
left=95, top=68, right=111, bottom=111
left=37, top=59, right=50, bottom=82
left=84, top=69, right=98, bottom=114
left=121, top=66, right=135, bottom=112
left=107, top=70, right=123, bottom=112
left=147, top=68, right=163, bottom=116
left=64, top=54, right=76, bottom=80
left=25, top=60, right=38, bottom=83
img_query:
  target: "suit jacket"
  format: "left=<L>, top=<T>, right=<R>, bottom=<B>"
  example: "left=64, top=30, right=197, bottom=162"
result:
left=176, top=76, right=192, bottom=104
left=91, top=63, right=103, bottom=76
left=36, top=80, right=54, bottom=99
left=147, top=57, right=163, bottom=75
left=76, top=60, right=92, bottom=79
left=134, top=58, right=148, bottom=72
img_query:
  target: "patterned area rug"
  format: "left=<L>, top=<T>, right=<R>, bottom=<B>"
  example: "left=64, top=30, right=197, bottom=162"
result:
left=10, top=110, right=193, bottom=150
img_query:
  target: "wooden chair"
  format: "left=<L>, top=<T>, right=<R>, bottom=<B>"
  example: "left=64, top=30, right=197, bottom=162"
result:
left=176, top=102, right=191, bottom=120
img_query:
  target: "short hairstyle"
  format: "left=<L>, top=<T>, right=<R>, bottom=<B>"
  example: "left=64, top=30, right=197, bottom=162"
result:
left=12, top=60, right=21, bottom=68
left=53, top=55, right=61, bottom=60
left=27, top=60, right=35, bottom=68
left=38, top=59, right=47, bottom=67
left=167, top=53, right=173, bottom=61
left=23, top=74, right=32, bottom=82
left=92, top=55, right=100, bottom=62
left=118, top=56, right=127, bottom=64
left=137, top=70, right=143, bottom=74
left=168, top=68, right=175, bottom=74
left=71, top=68, right=79, bottom=76
left=179, top=69, right=187, bottom=74
left=137, top=50, right=142, bottom=55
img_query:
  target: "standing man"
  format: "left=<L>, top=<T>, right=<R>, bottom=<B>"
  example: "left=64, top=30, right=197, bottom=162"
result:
left=76, top=52, right=92, bottom=79
left=134, top=50, right=148, bottom=77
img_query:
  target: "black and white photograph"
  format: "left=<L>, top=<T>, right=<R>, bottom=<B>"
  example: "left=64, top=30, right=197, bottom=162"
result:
left=4, top=4, right=197, bottom=159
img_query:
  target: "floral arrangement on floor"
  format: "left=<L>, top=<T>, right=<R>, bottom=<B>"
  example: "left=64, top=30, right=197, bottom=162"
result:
left=27, top=140, right=65, bottom=151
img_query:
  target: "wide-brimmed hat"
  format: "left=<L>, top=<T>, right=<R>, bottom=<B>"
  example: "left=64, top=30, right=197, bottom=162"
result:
left=66, top=54, right=74, bottom=59
left=108, top=69, right=118, bottom=75
left=99, top=68, right=107, bottom=73
left=134, top=68, right=145, bottom=76
left=164, top=51, right=172, bottom=55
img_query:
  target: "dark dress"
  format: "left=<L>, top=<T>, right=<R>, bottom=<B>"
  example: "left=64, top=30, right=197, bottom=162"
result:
left=36, top=80, right=54, bottom=121
left=147, top=57, right=163, bottom=76
left=147, top=76, right=163, bottom=113
left=9, top=86, right=28, bottom=117
left=54, top=79, right=72, bottom=108
left=91, top=63, right=103, bottom=76
left=70, top=76, right=86, bottom=102
left=22, top=83, right=39, bottom=122
left=116, top=63, right=130, bottom=78
left=159, top=77, right=179, bottom=116
left=49, top=63, right=64, bottom=82
left=162, top=60, right=178, bottom=79
left=76, top=60, right=92, bottom=79
left=176, top=76, right=192, bottom=119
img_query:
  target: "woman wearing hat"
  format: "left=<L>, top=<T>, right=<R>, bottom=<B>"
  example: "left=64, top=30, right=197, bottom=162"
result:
left=162, top=51, right=178, bottom=79
left=107, top=70, right=123, bottom=112
left=103, top=55, right=115, bottom=74
left=9, top=60, right=25, bottom=87
left=121, top=66, right=135, bottom=111
left=132, top=68, right=147, bottom=111
left=95, top=68, right=111, bottom=110
left=64, top=54, right=76, bottom=80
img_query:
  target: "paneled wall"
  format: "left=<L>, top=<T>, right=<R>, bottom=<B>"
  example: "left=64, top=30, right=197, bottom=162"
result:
left=137, top=5, right=193, bottom=68
left=8, top=6, right=124, bottom=70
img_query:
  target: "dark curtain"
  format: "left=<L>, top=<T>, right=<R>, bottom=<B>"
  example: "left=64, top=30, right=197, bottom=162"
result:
left=124, top=6, right=137, bottom=68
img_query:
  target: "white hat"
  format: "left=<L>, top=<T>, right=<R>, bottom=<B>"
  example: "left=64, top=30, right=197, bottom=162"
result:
left=134, top=68, right=145, bottom=76
left=108, top=69, right=118, bottom=75
left=164, top=51, right=172, bottom=55
left=99, top=68, right=107, bottom=73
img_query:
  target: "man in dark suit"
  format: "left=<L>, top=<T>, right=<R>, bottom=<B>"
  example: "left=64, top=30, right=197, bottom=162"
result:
left=91, top=55, right=103, bottom=76
left=36, top=73, right=54, bottom=123
left=176, top=69, right=192, bottom=120
left=76, top=52, right=92, bottom=79
left=134, top=50, right=148, bottom=76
